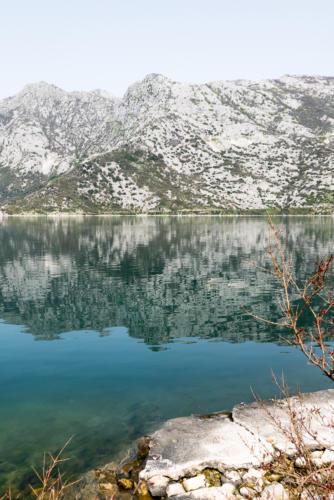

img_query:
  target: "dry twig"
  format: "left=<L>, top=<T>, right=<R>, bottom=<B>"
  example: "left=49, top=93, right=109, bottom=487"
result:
left=244, top=216, right=334, bottom=381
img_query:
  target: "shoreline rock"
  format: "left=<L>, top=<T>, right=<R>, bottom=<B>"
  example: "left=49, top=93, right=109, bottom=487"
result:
left=71, top=389, right=334, bottom=499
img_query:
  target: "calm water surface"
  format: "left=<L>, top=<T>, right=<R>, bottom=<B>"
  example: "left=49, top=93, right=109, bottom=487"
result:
left=0, top=216, right=333, bottom=490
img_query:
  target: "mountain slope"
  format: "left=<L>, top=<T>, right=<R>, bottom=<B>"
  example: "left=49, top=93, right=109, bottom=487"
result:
left=1, top=74, right=334, bottom=213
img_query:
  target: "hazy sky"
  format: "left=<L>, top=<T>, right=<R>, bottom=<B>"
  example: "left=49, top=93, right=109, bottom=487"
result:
left=1, top=0, right=333, bottom=98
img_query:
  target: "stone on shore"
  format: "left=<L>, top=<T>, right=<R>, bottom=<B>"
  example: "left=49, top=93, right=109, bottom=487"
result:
left=140, top=413, right=273, bottom=482
left=321, top=448, right=334, bottom=464
left=166, top=482, right=186, bottom=497
left=260, top=482, right=289, bottom=499
left=78, top=389, right=334, bottom=500
left=176, top=485, right=237, bottom=499
left=183, top=474, right=207, bottom=491
left=223, top=470, right=241, bottom=483
left=146, top=474, right=170, bottom=497
left=239, top=486, right=256, bottom=498
left=242, top=467, right=264, bottom=492
left=137, top=389, right=334, bottom=499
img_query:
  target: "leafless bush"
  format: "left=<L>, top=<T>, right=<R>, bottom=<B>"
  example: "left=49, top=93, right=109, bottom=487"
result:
left=245, top=216, right=334, bottom=381
left=254, top=375, right=334, bottom=498
left=246, top=217, right=334, bottom=497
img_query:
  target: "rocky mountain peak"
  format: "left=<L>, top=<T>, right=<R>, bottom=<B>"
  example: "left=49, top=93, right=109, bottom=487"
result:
left=18, top=81, right=65, bottom=102
left=0, top=74, right=333, bottom=214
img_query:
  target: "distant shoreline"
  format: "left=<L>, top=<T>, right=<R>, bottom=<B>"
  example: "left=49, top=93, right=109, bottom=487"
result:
left=1, top=212, right=333, bottom=217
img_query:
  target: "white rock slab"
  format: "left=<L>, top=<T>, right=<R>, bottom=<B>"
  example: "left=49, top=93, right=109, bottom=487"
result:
left=233, top=389, right=334, bottom=456
left=140, top=413, right=274, bottom=481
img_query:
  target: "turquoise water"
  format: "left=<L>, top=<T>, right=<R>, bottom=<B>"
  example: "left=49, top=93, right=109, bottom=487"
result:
left=0, top=216, right=333, bottom=491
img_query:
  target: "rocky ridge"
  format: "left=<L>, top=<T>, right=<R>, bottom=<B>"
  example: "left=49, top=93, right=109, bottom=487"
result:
left=0, top=74, right=334, bottom=213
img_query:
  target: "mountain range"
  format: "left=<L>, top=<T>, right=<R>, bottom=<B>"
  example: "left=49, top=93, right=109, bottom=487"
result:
left=0, top=74, right=333, bottom=214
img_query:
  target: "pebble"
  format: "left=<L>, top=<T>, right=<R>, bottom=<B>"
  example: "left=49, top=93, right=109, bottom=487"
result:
left=243, top=467, right=264, bottom=490
left=117, top=477, right=133, bottom=489
left=267, top=473, right=281, bottom=482
left=184, top=486, right=238, bottom=499
left=99, top=483, right=119, bottom=495
left=224, top=470, right=241, bottom=483
left=137, top=481, right=153, bottom=499
left=183, top=474, right=207, bottom=491
left=260, top=482, right=289, bottom=500
left=243, top=467, right=264, bottom=482
left=295, top=456, right=307, bottom=467
left=147, top=475, right=170, bottom=496
left=320, top=448, right=334, bottom=464
left=166, top=482, right=185, bottom=497
left=239, top=486, right=255, bottom=498
left=220, top=482, right=236, bottom=497
left=100, top=482, right=116, bottom=490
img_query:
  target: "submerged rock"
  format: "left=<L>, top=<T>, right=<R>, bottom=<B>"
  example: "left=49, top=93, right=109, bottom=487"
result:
left=95, top=461, right=119, bottom=484
left=137, top=435, right=152, bottom=460
left=117, top=477, right=133, bottom=490
left=137, top=481, right=154, bottom=499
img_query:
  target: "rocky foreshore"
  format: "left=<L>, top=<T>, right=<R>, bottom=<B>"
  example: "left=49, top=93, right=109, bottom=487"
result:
left=70, top=389, right=334, bottom=499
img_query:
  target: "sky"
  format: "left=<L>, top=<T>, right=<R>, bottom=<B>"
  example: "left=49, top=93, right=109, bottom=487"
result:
left=0, top=0, right=333, bottom=99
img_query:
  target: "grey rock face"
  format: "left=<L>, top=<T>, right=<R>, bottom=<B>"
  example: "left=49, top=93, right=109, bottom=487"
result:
left=0, top=74, right=334, bottom=213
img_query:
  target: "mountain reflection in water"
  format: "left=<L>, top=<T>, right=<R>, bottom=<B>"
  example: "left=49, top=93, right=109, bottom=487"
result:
left=0, top=216, right=333, bottom=345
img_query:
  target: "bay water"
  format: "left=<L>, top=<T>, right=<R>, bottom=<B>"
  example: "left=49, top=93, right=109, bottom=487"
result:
left=0, top=216, right=333, bottom=490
